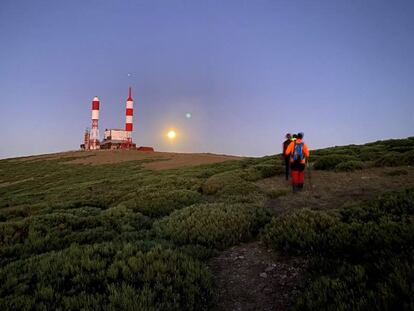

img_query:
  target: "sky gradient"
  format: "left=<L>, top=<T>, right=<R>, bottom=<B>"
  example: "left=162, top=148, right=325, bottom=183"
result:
left=1, top=0, right=413, bottom=159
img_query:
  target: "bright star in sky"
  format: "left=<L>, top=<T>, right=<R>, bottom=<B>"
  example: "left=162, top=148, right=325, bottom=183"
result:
left=167, top=130, right=177, bottom=140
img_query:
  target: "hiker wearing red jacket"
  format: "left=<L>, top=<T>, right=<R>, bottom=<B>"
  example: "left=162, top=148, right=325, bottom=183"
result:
left=284, top=132, right=310, bottom=192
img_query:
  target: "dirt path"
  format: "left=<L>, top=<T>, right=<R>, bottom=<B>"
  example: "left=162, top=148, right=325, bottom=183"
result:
left=209, top=166, right=414, bottom=311
left=208, top=242, right=307, bottom=311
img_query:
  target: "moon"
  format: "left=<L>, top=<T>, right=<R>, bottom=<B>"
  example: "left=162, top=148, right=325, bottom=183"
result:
left=167, top=130, right=177, bottom=140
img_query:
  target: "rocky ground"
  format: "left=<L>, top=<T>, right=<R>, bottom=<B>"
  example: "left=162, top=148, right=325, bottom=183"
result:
left=208, top=242, right=307, bottom=311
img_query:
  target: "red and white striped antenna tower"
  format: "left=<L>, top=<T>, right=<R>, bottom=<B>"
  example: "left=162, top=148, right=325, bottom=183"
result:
left=125, top=87, right=134, bottom=147
left=90, top=96, right=100, bottom=150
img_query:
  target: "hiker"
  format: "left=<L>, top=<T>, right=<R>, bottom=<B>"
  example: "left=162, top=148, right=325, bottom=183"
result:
left=284, top=132, right=309, bottom=192
left=282, top=133, right=292, bottom=180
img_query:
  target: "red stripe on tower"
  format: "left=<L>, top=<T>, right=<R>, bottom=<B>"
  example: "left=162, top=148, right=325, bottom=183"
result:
left=125, top=87, right=134, bottom=145
left=92, top=101, right=99, bottom=110
left=125, top=123, right=133, bottom=131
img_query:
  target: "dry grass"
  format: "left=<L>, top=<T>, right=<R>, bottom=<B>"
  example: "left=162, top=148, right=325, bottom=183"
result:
left=12, top=150, right=242, bottom=170
left=256, top=166, right=414, bottom=212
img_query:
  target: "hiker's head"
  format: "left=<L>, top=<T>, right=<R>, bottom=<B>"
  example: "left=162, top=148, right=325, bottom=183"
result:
left=293, top=134, right=298, bottom=139
left=285, top=133, right=291, bottom=139
left=297, top=132, right=304, bottom=139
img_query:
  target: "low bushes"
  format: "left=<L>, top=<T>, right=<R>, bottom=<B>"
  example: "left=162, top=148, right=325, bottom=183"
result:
left=358, top=150, right=382, bottom=161
left=239, top=167, right=262, bottom=182
left=261, top=189, right=414, bottom=310
left=155, top=203, right=264, bottom=249
left=0, top=243, right=212, bottom=311
left=201, top=171, right=263, bottom=202
left=262, top=190, right=414, bottom=258
left=261, top=209, right=341, bottom=256
left=390, top=146, right=413, bottom=153
left=294, top=260, right=414, bottom=311
left=201, top=171, right=242, bottom=195
left=403, top=150, right=414, bottom=165
left=127, top=189, right=203, bottom=217
left=335, top=160, right=364, bottom=172
left=0, top=206, right=150, bottom=265
left=252, top=164, right=284, bottom=179
left=310, top=138, right=414, bottom=169
left=340, top=189, right=414, bottom=223
left=313, top=155, right=358, bottom=170
left=314, top=150, right=412, bottom=170
left=202, top=165, right=280, bottom=195
left=374, top=152, right=400, bottom=167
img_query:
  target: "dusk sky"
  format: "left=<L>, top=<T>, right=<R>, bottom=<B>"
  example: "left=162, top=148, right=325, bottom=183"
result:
left=1, top=0, right=413, bottom=159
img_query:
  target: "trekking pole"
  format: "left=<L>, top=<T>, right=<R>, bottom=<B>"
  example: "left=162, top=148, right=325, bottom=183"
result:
left=307, top=158, right=313, bottom=191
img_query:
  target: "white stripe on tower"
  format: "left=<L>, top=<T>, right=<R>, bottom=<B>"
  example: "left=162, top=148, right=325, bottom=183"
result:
left=125, top=87, right=134, bottom=145
left=90, top=96, right=100, bottom=150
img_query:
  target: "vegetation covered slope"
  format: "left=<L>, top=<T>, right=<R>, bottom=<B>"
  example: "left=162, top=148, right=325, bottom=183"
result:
left=1, top=137, right=413, bottom=310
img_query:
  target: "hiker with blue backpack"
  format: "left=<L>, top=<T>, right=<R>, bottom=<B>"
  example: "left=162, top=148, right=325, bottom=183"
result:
left=284, top=132, right=310, bottom=192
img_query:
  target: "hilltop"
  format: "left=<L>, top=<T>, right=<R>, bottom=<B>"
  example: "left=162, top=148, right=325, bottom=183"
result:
left=0, top=137, right=413, bottom=310
left=11, top=149, right=242, bottom=169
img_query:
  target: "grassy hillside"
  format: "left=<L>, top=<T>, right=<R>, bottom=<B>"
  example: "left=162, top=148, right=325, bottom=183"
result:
left=1, top=137, right=413, bottom=310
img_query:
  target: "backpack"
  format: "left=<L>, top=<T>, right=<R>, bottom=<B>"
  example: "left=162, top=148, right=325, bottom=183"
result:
left=292, top=142, right=304, bottom=161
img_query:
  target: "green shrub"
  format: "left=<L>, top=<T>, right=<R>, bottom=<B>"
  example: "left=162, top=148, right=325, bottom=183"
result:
left=240, top=158, right=256, bottom=168
left=239, top=168, right=262, bottom=182
left=261, top=209, right=342, bottom=256
left=262, top=189, right=414, bottom=310
left=215, top=190, right=266, bottom=206
left=335, top=160, right=364, bottom=172
left=313, top=155, right=358, bottom=170
left=262, top=204, right=414, bottom=259
left=403, top=150, right=414, bottom=165
left=293, top=264, right=370, bottom=311
left=374, top=152, right=401, bottom=167
left=294, top=258, right=414, bottom=311
left=219, top=180, right=261, bottom=197
left=390, top=146, right=413, bottom=153
left=0, top=206, right=150, bottom=265
left=239, top=164, right=283, bottom=181
left=200, top=170, right=262, bottom=202
left=127, top=190, right=203, bottom=217
left=360, top=145, right=384, bottom=152
left=201, top=171, right=242, bottom=195
left=252, top=164, right=284, bottom=178
left=155, top=203, right=263, bottom=249
left=355, top=146, right=383, bottom=161
left=0, top=205, right=34, bottom=222
left=0, top=243, right=212, bottom=311
left=340, top=189, right=414, bottom=224
left=178, top=244, right=219, bottom=260
left=381, top=138, right=414, bottom=149
left=359, top=151, right=382, bottom=161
